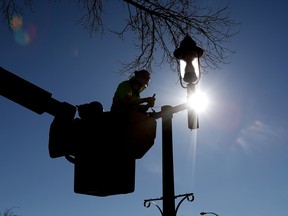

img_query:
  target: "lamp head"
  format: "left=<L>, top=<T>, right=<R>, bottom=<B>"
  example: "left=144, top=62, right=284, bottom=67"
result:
left=174, top=35, right=203, bottom=84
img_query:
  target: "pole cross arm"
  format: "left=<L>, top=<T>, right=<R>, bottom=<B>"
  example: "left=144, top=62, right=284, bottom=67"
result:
left=175, top=193, right=194, bottom=214
left=0, top=66, right=75, bottom=118
left=144, top=193, right=195, bottom=216
left=149, top=103, right=188, bottom=119
left=144, top=197, right=163, bottom=216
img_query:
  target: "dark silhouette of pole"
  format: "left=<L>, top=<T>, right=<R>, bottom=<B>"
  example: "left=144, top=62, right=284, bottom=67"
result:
left=157, top=103, right=190, bottom=216
left=161, top=105, right=176, bottom=216
left=144, top=103, right=195, bottom=215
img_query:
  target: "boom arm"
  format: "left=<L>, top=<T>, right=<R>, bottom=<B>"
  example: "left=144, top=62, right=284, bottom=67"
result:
left=0, top=66, right=75, bottom=118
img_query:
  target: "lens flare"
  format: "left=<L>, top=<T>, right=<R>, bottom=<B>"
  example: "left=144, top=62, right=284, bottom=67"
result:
left=9, top=15, right=23, bottom=30
left=14, top=30, right=29, bottom=46
left=9, top=14, right=38, bottom=46
left=27, top=24, right=37, bottom=42
left=187, top=90, right=209, bottom=113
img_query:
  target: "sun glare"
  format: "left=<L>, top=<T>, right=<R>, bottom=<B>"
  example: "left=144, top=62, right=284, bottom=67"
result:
left=187, top=90, right=209, bottom=113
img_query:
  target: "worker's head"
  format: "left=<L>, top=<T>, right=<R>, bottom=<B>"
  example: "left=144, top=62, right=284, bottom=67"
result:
left=134, top=70, right=150, bottom=87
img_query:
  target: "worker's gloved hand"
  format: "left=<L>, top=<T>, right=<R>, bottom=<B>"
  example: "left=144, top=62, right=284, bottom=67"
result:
left=145, top=97, right=156, bottom=107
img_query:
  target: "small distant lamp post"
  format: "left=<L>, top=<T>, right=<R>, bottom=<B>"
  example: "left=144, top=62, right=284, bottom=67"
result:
left=173, top=34, right=204, bottom=129
left=200, top=212, right=219, bottom=216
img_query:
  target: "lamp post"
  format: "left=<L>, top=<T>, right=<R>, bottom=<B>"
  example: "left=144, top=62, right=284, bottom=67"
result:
left=144, top=34, right=203, bottom=216
left=200, top=212, right=219, bottom=216
left=174, top=34, right=204, bottom=130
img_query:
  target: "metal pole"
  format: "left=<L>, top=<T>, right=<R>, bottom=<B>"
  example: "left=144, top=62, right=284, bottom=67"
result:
left=187, top=83, right=199, bottom=129
left=144, top=104, right=196, bottom=216
left=161, top=105, right=176, bottom=216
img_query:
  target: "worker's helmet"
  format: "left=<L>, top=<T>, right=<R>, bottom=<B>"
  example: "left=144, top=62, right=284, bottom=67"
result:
left=134, top=70, right=150, bottom=86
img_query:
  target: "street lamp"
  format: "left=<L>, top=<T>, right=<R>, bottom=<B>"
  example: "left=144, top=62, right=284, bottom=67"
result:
left=200, top=212, right=219, bottom=216
left=174, top=34, right=204, bottom=129
left=173, top=34, right=203, bottom=86
left=144, top=34, right=204, bottom=216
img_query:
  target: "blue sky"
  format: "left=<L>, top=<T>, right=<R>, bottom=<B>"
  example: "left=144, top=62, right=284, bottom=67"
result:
left=1, top=1, right=288, bottom=216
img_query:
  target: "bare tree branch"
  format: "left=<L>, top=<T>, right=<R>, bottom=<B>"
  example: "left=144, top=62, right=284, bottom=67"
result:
left=0, top=0, right=239, bottom=76
left=0, top=0, right=33, bottom=28
left=75, top=0, right=104, bottom=36
left=1, top=207, right=19, bottom=216
left=117, top=0, right=239, bottom=75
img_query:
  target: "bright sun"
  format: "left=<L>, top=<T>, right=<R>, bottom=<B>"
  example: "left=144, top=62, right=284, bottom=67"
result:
left=187, top=90, right=209, bottom=113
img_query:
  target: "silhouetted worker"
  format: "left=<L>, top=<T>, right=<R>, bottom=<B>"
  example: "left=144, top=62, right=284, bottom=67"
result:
left=110, top=70, right=156, bottom=113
